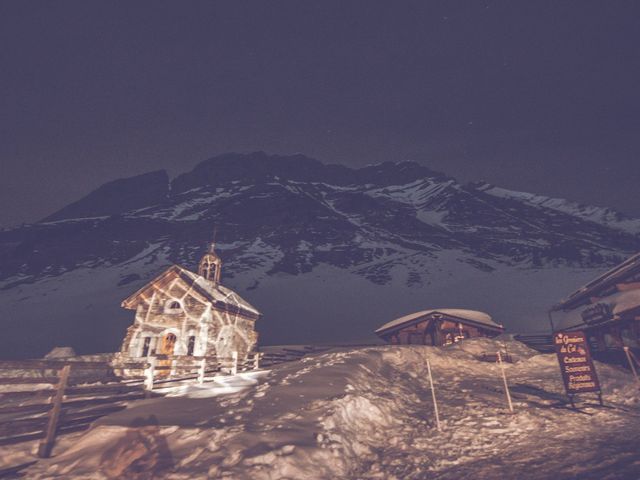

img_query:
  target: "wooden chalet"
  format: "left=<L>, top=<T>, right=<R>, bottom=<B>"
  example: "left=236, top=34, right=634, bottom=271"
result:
left=375, top=309, right=504, bottom=346
left=550, top=252, right=640, bottom=360
left=119, top=244, right=260, bottom=362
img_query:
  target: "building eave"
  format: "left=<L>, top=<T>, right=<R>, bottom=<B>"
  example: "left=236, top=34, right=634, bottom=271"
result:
left=375, top=310, right=504, bottom=337
left=552, top=252, right=640, bottom=312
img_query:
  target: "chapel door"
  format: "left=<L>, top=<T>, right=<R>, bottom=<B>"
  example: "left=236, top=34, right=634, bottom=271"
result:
left=157, top=333, right=177, bottom=377
left=160, top=333, right=177, bottom=355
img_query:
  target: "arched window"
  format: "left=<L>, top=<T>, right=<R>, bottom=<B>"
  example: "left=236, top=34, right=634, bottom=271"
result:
left=160, top=333, right=177, bottom=355
left=201, top=260, right=216, bottom=281
left=198, top=253, right=221, bottom=283
left=165, top=300, right=182, bottom=313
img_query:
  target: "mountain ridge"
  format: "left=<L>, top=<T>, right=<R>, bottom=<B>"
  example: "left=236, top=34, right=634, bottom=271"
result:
left=3, top=150, right=640, bottom=290
left=1, top=152, right=639, bottom=357
left=42, top=152, right=455, bottom=223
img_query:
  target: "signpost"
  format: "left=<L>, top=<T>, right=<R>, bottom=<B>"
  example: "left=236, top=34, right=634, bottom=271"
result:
left=425, top=357, right=441, bottom=431
left=553, top=331, right=602, bottom=407
left=496, top=351, right=514, bottom=413
left=623, top=346, right=640, bottom=387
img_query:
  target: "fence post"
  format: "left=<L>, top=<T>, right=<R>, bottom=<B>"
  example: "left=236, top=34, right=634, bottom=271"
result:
left=254, top=352, right=260, bottom=370
left=37, top=364, right=71, bottom=458
left=426, top=357, right=441, bottom=431
left=623, top=347, right=640, bottom=386
left=145, top=357, right=156, bottom=391
left=198, top=357, right=206, bottom=384
left=497, top=351, right=514, bottom=413
left=231, top=351, right=238, bottom=375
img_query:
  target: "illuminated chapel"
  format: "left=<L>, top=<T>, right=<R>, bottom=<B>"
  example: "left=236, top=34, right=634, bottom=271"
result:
left=119, top=244, right=260, bottom=360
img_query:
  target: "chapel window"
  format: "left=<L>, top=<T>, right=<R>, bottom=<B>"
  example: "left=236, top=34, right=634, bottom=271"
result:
left=141, top=337, right=151, bottom=357
left=167, top=300, right=181, bottom=312
left=187, top=336, right=196, bottom=356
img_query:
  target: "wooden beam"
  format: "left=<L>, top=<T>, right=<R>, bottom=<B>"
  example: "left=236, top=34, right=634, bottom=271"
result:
left=63, top=391, right=146, bottom=409
left=0, top=417, right=48, bottom=437
left=616, top=282, right=640, bottom=292
left=37, top=364, right=70, bottom=458
left=64, top=384, right=145, bottom=398
left=0, top=402, right=51, bottom=417
left=60, top=404, right=127, bottom=423
left=0, top=389, right=56, bottom=401
left=0, top=360, right=109, bottom=370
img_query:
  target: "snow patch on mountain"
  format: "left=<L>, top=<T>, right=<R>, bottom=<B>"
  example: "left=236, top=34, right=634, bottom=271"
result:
left=476, top=183, right=640, bottom=234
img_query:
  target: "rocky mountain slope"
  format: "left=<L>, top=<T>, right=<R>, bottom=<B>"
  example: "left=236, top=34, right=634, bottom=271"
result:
left=1, top=152, right=639, bottom=358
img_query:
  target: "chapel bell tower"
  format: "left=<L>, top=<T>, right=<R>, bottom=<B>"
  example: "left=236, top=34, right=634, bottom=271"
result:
left=198, top=243, right=222, bottom=284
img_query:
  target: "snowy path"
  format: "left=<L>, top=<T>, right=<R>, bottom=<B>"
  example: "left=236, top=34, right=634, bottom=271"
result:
left=24, top=338, right=640, bottom=479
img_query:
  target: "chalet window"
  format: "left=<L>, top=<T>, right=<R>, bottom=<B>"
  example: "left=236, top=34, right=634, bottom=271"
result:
left=408, top=332, right=423, bottom=345
left=187, top=336, right=196, bottom=356
left=621, top=326, right=639, bottom=348
left=141, top=337, right=151, bottom=357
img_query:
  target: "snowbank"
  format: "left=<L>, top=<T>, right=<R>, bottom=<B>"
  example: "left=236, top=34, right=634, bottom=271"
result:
left=23, top=338, right=640, bottom=479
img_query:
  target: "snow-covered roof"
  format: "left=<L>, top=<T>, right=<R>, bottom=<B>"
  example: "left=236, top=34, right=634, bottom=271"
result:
left=375, top=309, right=503, bottom=335
left=553, top=252, right=640, bottom=311
left=122, top=264, right=261, bottom=318
left=554, top=289, right=640, bottom=331
left=176, top=267, right=261, bottom=316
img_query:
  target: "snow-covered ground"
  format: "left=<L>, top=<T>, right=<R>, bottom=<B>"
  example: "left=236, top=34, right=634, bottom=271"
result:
left=18, top=338, right=640, bottom=479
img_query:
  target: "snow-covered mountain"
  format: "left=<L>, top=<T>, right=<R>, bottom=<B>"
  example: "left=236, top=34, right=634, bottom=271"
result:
left=2, top=152, right=639, bottom=358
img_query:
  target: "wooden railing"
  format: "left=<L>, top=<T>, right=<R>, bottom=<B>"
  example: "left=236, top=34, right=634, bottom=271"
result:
left=136, top=349, right=318, bottom=389
left=0, top=360, right=147, bottom=458
left=0, top=345, right=323, bottom=463
left=134, top=354, right=221, bottom=389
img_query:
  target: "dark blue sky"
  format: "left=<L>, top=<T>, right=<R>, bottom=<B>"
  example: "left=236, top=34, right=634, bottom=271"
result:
left=1, top=1, right=639, bottom=227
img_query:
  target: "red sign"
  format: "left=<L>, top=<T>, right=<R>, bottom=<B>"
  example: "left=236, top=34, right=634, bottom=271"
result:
left=554, top=331, right=600, bottom=395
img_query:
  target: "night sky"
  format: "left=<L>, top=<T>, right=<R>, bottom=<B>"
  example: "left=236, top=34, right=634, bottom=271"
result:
left=2, top=1, right=639, bottom=228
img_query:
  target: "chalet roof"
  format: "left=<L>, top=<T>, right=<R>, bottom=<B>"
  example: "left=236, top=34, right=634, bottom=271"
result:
left=375, top=309, right=503, bottom=335
left=551, top=252, right=640, bottom=312
left=555, top=289, right=640, bottom=331
left=121, top=264, right=260, bottom=318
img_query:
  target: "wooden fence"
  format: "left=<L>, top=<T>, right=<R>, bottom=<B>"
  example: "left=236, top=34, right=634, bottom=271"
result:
left=0, top=359, right=147, bottom=459
left=0, top=345, right=321, bottom=466
left=138, top=348, right=322, bottom=389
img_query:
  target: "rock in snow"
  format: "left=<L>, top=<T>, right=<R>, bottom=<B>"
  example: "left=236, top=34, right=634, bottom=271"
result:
left=23, top=338, right=640, bottom=479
